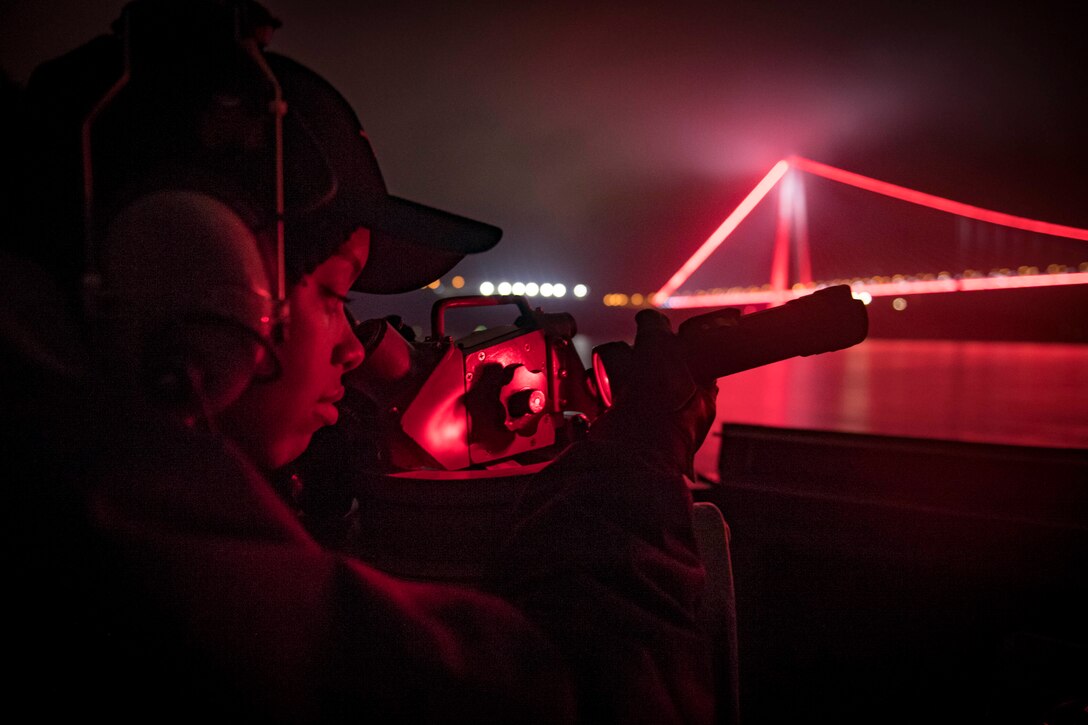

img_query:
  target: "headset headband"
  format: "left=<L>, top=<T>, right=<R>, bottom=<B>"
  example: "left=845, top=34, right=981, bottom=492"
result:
left=80, top=0, right=288, bottom=321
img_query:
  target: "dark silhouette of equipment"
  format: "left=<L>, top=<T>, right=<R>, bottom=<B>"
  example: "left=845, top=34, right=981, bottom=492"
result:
left=592, top=283, right=869, bottom=405
left=347, top=284, right=868, bottom=472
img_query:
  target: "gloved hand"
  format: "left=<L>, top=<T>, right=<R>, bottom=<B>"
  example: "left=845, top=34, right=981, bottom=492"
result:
left=589, top=309, right=718, bottom=479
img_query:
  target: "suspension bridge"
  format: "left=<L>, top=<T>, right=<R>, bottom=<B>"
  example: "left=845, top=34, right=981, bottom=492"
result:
left=606, top=157, right=1088, bottom=310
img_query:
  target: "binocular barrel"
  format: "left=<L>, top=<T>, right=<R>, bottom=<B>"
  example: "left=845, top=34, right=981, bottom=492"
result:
left=678, top=284, right=869, bottom=382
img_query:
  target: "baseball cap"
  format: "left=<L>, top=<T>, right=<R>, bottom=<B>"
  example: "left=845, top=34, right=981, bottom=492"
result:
left=268, top=52, right=502, bottom=294
left=26, top=0, right=502, bottom=299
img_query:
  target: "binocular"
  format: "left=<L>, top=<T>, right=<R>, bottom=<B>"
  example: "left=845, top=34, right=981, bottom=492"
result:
left=347, top=285, right=868, bottom=472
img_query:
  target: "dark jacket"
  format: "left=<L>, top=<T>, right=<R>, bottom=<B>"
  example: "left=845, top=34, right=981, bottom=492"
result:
left=5, top=259, right=712, bottom=723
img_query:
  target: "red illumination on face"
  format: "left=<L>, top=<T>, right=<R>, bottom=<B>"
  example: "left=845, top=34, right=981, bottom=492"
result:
left=218, top=231, right=369, bottom=469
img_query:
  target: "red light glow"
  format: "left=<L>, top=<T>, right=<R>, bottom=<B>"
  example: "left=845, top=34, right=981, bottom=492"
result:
left=653, top=157, right=1088, bottom=308
left=771, top=170, right=793, bottom=292
left=652, top=160, right=790, bottom=305
left=662, top=271, right=1088, bottom=309
left=788, top=157, right=1088, bottom=241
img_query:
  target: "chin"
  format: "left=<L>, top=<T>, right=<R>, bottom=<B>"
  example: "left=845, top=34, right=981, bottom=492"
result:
left=271, top=433, right=314, bottom=470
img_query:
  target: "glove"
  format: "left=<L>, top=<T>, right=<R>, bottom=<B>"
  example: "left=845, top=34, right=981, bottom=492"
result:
left=589, top=309, right=718, bottom=478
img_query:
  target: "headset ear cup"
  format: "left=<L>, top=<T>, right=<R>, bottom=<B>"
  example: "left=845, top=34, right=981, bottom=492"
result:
left=102, top=190, right=277, bottom=414
left=139, top=315, right=271, bottom=416
left=140, top=319, right=194, bottom=408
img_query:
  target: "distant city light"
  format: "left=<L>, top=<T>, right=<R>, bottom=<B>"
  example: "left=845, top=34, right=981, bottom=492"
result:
left=854, top=290, right=873, bottom=305
left=892, top=297, right=908, bottom=311
left=663, top=268, right=1088, bottom=308
left=604, top=293, right=629, bottom=306
left=436, top=278, right=591, bottom=299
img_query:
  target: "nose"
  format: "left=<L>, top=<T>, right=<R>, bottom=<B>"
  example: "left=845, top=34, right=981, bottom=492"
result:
left=334, top=318, right=366, bottom=372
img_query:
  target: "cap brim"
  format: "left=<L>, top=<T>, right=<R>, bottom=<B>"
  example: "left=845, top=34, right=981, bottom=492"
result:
left=268, top=52, right=502, bottom=295
left=357, top=196, right=501, bottom=293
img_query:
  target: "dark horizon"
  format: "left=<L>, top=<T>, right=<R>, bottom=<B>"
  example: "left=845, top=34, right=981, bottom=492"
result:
left=3, top=1, right=1085, bottom=341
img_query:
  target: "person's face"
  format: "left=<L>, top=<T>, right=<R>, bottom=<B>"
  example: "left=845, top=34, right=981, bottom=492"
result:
left=219, top=228, right=369, bottom=470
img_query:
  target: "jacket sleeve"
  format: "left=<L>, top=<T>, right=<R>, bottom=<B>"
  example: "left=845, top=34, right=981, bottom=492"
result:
left=485, top=436, right=716, bottom=725
left=85, top=417, right=710, bottom=723
left=84, top=423, right=578, bottom=723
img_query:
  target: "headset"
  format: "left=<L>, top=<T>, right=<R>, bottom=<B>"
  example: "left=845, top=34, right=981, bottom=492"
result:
left=36, top=0, right=497, bottom=421
left=72, top=1, right=309, bottom=417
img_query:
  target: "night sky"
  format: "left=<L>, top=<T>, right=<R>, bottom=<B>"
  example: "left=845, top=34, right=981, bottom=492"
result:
left=3, top=1, right=1085, bottom=329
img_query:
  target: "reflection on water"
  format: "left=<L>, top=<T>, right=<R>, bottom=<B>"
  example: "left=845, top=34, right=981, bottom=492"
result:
left=691, top=339, right=1088, bottom=482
